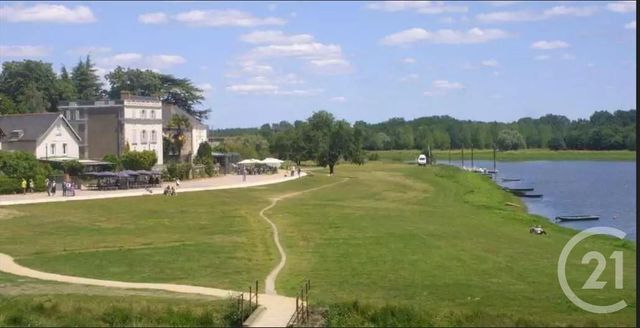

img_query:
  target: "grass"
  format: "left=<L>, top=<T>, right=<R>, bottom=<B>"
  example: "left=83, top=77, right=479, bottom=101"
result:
left=0, top=163, right=636, bottom=326
left=372, top=149, right=637, bottom=162
left=0, top=293, right=244, bottom=326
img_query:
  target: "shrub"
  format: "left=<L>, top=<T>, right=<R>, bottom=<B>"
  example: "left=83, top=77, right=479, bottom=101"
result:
left=121, top=151, right=157, bottom=170
left=367, top=153, right=380, bottom=161
left=548, top=136, right=567, bottom=151
left=62, top=160, right=84, bottom=176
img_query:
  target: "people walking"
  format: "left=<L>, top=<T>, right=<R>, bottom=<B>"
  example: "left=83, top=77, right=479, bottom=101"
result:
left=297, top=166, right=301, bottom=177
left=175, top=178, right=181, bottom=188
left=21, top=178, right=27, bottom=195
left=242, top=167, right=247, bottom=182
left=28, top=179, right=34, bottom=193
left=45, top=178, right=51, bottom=196
left=51, top=180, right=57, bottom=196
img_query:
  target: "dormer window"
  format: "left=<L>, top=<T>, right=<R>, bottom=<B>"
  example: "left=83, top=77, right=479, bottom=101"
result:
left=8, top=130, right=24, bottom=141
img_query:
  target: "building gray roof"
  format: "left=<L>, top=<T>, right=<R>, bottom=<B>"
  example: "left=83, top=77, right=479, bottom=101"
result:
left=162, top=104, right=207, bottom=129
left=0, top=112, right=80, bottom=142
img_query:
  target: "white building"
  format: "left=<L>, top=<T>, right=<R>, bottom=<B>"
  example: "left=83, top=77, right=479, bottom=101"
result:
left=162, top=104, right=209, bottom=162
left=58, top=92, right=164, bottom=165
left=0, top=113, right=81, bottom=159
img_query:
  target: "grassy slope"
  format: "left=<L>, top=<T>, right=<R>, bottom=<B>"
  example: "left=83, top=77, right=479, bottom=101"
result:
left=271, top=163, right=636, bottom=326
left=373, top=149, right=636, bottom=162
left=0, top=164, right=636, bottom=326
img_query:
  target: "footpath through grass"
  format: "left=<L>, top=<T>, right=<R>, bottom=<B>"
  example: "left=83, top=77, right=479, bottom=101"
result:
left=374, top=149, right=636, bottom=162
left=0, top=163, right=636, bottom=326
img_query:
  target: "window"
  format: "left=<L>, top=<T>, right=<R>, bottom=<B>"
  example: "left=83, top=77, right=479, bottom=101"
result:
left=50, top=144, right=56, bottom=155
left=150, top=110, right=156, bottom=119
left=141, top=110, right=146, bottom=119
left=141, top=130, right=148, bottom=144
left=151, top=130, right=157, bottom=143
left=62, top=143, right=67, bottom=155
left=73, top=110, right=79, bottom=120
left=55, top=125, right=62, bottom=136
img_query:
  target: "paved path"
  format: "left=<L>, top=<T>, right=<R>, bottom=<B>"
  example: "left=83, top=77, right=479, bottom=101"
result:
left=0, top=252, right=296, bottom=327
left=0, top=172, right=303, bottom=206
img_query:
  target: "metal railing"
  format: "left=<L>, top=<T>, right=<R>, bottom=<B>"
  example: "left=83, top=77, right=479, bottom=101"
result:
left=287, top=280, right=311, bottom=327
left=234, top=280, right=259, bottom=326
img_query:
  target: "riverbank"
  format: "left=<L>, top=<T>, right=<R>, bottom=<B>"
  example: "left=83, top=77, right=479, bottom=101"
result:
left=372, top=149, right=636, bottom=162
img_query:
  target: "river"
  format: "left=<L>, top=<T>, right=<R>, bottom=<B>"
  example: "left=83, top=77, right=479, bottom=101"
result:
left=451, top=160, right=636, bottom=241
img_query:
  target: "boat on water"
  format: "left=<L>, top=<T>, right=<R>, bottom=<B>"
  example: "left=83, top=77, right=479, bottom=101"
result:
left=504, top=187, right=534, bottom=192
left=502, top=178, right=521, bottom=182
left=555, top=215, right=599, bottom=222
left=517, top=193, right=543, bottom=198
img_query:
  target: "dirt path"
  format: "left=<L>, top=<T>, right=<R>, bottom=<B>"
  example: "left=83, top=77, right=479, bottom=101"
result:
left=261, top=178, right=349, bottom=295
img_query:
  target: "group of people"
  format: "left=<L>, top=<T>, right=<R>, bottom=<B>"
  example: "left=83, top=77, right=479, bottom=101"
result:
left=20, top=178, right=35, bottom=194
left=163, top=179, right=180, bottom=196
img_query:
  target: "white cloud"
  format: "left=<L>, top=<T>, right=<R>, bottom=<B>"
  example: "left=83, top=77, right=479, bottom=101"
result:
left=244, top=39, right=351, bottom=74
left=366, top=1, right=468, bottom=14
left=174, top=9, right=286, bottom=27
left=485, top=1, right=519, bottom=7
left=330, top=96, right=347, bottom=103
left=433, top=79, right=464, bottom=89
left=225, top=83, right=321, bottom=96
left=477, top=5, right=597, bottom=23
left=531, top=40, right=569, bottom=50
left=197, top=83, right=214, bottom=92
left=606, top=1, right=636, bottom=13
left=0, top=45, right=50, bottom=57
left=625, top=20, right=636, bottom=29
left=68, top=46, right=112, bottom=56
left=534, top=54, right=551, bottom=61
left=403, top=57, right=416, bottom=64
left=240, top=30, right=314, bottom=44
left=97, top=53, right=187, bottom=71
left=0, top=4, right=96, bottom=23
left=481, top=59, right=499, bottom=67
left=380, top=27, right=509, bottom=45
left=138, top=12, right=169, bottom=24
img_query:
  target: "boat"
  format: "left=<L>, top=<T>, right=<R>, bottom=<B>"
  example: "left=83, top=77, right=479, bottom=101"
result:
left=504, top=187, right=534, bottom=192
left=555, top=215, right=599, bottom=222
left=517, top=193, right=543, bottom=198
left=487, top=169, right=498, bottom=174
left=502, top=178, right=521, bottom=182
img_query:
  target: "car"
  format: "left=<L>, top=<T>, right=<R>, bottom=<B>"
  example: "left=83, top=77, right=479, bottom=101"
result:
left=417, top=154, right=427, bottom=166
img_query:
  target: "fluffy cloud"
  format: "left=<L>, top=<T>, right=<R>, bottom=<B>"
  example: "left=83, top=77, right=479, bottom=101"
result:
left=423, top=79, right=465, bottom=96
left=606, top=1, right=636, bottom=13
left=0, top=45, right=50, bottom=57
left=225, top=83, right=321, bottom=96
left=481, top=59, right=499, bottom=67
left=625, top=20, right=636, bottom=29
left=366, top=1, right=468, bottom=14
left=380, top=27, right=509, bottom=45
left=477, top=5, right=597, bottom=23
left=0, top=4, right=96, bottom=23
left=330, top=96, right=347, bottom=103
left=96, top=53, right=187, bottom=71
left=531, top=40, right=570, bottom=50
left=240, top=30, right=314, bottom=44
left=138, top=12, right=169, bottom=24
left=174, top=9, right=286, bottom=27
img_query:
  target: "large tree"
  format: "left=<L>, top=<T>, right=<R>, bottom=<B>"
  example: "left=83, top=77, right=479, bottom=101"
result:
left=71, top=56, right=103, bottom=100
left=105, top=67, right=210, bottom=120
left=57, top=66, right=77, bottom=101
left=0, top=60, right=59, bottom=113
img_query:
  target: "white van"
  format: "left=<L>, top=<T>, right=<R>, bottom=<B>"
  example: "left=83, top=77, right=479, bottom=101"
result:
left=417, top=154, right=427, bottom=166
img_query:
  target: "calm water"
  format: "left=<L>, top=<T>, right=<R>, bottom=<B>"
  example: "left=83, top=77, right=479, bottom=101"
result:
left=451, top=160, right=636, bottom=240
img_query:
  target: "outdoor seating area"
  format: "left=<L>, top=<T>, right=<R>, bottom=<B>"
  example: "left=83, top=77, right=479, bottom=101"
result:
left=233, top=158, right=284, bottom=175
left=81, top=170, right=162, bottom=191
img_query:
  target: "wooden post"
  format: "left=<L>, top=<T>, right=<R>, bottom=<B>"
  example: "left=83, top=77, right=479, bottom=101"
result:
left=306, top=281, right=310, bottom=323
left=249, top=286, right=252, bottom=308
left=255, top=280, right=259, bottom=306
left=240, top=293, right=244, bottom=320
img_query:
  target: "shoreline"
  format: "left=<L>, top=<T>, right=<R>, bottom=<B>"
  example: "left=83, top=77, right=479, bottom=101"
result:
left=373, top=149, right=636, bottom=162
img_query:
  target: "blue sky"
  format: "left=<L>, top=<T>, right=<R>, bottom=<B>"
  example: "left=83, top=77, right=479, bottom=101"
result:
left=0, top=1, right=636, bottom=129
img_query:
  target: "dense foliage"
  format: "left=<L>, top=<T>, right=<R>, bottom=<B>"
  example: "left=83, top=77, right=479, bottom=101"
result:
left=215, top=109, right=636, bottom=151
left=0, top=151, right=52, bottom=193
left=120, top=151, right=158, bottom=171
left=0, top=59, right=209, bottom=120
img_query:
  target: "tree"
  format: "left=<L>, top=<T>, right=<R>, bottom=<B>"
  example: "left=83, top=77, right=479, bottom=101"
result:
left=102, top=154, right=122, bottom=171
left=496, top=129, right=527, bottom=151
left=105, top=67, right=210, bottom=120
left=0, top=93, right=18, bottom=115
left=165, top=114, right=192, bottom=159
left=71, top=56, right=102, bottom=100
left=0, top=151, right=52, bottom=193
left=194, top=142, right=215, bottom=176
left=62, top=160, right=84, bottom=176
left=306, top=111, right=363, bottom=174
left=57, top=66, right=77, bottom=101
left=0, top=60, right=58, bottom=113
left=548, top=136, right=567, bottom=151
left=121, top=151, right=158, bottom=170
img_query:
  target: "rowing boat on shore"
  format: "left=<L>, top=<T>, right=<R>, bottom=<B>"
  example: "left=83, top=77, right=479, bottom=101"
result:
left=502, top=178, right=521, bottom=182
left=517, top=193, right=543, bottom=198
left=555, top=215, right=599, bottom=222
left=504, top=187, right=534, bottom=192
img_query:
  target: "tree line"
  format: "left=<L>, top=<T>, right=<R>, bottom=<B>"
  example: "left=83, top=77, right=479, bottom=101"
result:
left=215, top=110, right=636, bottom=152
left=0, top=58, right=209, bottom=120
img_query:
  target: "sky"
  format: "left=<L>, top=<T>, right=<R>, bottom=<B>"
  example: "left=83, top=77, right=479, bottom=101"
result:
left=0, top=1, right=636, bottom=129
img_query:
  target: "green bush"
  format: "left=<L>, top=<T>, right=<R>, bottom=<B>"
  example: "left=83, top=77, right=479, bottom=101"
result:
left=0, top=176, right=21, bottom=194
left=0, top=151, right=51, bottom=193
left=121, top=151, right=157, bottom=170
left=367, top=153, right=380, bottom=161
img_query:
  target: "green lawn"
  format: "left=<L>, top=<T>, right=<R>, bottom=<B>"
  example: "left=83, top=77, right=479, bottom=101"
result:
left=0, top=163, right=636, bottom=326
left=373, top=149, right=636, bottom=162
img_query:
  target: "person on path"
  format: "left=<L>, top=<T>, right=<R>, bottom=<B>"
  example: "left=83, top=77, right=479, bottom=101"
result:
left=45, top=178, right=51, bottom=196
left=21, top=179, right=27, bottom=195
left=242, top=167, right=247, bottom=182
left=297, top=166, right=301, bottom=177
left=62, top=181, right=67, bottom=197
left=175, top=178, right=181, bottom=188
left=28, top=179, right=34, bottom=193
left=51, top=180, right=56, bottom=196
